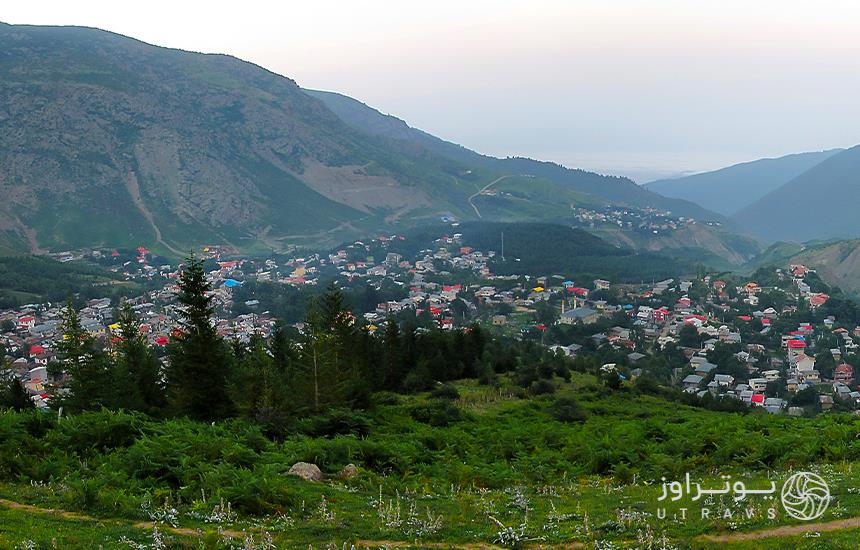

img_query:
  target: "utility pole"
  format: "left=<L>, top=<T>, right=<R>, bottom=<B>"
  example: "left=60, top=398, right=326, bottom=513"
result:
left=501, top=231, right=505, bottom=262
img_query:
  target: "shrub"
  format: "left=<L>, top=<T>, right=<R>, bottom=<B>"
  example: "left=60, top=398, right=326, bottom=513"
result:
left=409, top=400, right=465, bottom=427
left=430, top=383, right=460, bottom=401
left=294, top=408, right=372, bottom=437
left=530, top=379, right=556, bottom=396
left=548, top=397, right=587, bottom=423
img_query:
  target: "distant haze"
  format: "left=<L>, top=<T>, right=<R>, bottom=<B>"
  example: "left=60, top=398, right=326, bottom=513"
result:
left=4, top=0, right=860, bottom=181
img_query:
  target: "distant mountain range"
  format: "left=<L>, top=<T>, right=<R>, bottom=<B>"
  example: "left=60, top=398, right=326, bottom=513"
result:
left=735, top=145, right=860, bottom=242
left=645, top=150, right=842, bottom=216
left=646, top=146, right=860, bottom=247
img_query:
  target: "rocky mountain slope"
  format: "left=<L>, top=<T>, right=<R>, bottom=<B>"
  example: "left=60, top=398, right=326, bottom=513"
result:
left=0, top=22, right=753, bottom=263
left=305, top=89, right=730, bottom=223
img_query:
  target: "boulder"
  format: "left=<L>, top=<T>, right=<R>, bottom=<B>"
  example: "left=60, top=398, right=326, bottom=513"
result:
left=338, top=463, right=359, bottom=480
left=288, top=462, right=323, bottom=482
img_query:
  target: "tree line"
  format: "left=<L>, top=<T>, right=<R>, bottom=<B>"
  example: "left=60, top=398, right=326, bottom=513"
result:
left=3, top=256, right=571, bottom=435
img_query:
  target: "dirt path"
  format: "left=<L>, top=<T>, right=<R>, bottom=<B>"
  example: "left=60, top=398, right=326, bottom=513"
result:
left=697, top=516, right=860, bottom=542
left=121, top=169, right=185, bottom=257
left=4, top=496, right=854, bottom=547
left=468, top=175, right=517, bottom=218
left=0, top=498, right=245, bottom=539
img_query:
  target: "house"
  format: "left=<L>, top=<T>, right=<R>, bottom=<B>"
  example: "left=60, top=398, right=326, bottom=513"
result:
left=491, top=315, right=507, bottom=326
left=559, top=308, right=599, bottom=325
left=748, top=378, right=768, bottom=392
left=593, top=279, right=611, bottom=291
left=682, top=374, right=703, bottom=389
left=549, top=343, right=582, bottom=357
left=694, top=362, right=717, bottom=377
left=833, top=382, right=852, bottom=398
left=762, top=369, right=781, bottom=382
left=714, top=374, right=735, bottom=387
left=835, top=363, right=854, bottom=383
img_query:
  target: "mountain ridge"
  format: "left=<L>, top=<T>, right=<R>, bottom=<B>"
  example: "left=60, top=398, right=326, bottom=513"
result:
left=0, top=22, right=752, bottom=266
left=645, top=149, right=842, bottom=216
left=734, top=144, right=860, bottom=242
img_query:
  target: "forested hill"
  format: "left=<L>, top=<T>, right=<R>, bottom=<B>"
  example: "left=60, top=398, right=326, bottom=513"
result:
left=735, top=144, right=860, bottom=242
left=646, top=149, right=841, bottom=216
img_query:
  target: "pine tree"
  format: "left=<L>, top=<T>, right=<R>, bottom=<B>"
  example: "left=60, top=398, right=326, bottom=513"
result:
left=166, top=255, right=234, bottom=420
left=115, top=304, right=166, bottom=414
left=230, top=333, right=290, bottom=433
left=1, top=357, right=33, bottom=411
left=56, top=300, right=110, bottom=412
left=295, top=285, right=368, bottom=413
left=380, top=318, right=402, bottom=390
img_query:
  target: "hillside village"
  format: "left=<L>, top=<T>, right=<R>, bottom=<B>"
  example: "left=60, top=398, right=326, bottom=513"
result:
left=3, top=227, right=860, bottom=417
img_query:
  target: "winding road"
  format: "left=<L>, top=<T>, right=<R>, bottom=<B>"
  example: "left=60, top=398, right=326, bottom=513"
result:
left=467, top=175, right=518, bottom=218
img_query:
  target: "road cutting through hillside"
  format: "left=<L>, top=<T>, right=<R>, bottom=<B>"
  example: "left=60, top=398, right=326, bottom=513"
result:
left=468, top=175, right=518, bottom=218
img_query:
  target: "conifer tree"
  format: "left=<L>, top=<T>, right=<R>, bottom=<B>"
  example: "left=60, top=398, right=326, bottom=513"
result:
left=230, top=333, right=290, bottom=433
left=115, top=304, right=166, bottom=414
left=56, top=300, right=110, bottom=412
left=1, top=357, right=33, bottom=411
left=166, top=255, right=233, bottom=420
left=295, top=285, right=368, bottom=412
left=2, top=378, right=33, bottom=411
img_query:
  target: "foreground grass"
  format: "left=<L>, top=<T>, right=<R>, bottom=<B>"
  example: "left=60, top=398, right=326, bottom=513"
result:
left=4, top=374, right=860, bottom=548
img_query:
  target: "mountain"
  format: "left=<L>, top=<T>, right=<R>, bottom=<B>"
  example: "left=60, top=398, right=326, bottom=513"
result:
left=734, top=145, right=860, bottom=243
left=0, top=22, right=745, bottom=263
left=307, top=89, right=763, bottom=265
left=305, top=89, right=730, bottom=223
left=645, top=150, right=841, bottom=216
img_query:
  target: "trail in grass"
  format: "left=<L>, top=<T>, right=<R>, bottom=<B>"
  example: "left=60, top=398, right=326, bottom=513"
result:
left=2, top=496, right=855, bottom=547
left=696, top=516, right=860, bottom=542
left=0, top=498, right=245, bottom=539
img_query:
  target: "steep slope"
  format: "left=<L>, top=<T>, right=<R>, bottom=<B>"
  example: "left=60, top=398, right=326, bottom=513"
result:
left=306, top=89, right=762, bottom=265
left=646, top=150, right=841, bottom=216
left=0, top=23, right=589, bottom=254
left=305, top=89, right=728, bottom=223
left=781, top=240, right=860, bottom=296
left=735, top=145, right=860, bottom=242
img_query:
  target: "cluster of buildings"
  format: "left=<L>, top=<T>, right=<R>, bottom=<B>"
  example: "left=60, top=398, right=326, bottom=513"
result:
left=571, top=206, right=706, bottom=235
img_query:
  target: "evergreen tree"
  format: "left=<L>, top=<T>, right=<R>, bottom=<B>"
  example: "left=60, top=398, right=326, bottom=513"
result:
left=166, top=255, right=233, bottom=420
left=56, top=300, right=110, bottom=412
left=380, top=319, right=402, bottom=390
left=295, top=285, right=368, bottom=413
left=1, top=357, right=33, bottom=411
left=115, top=304, right=166, bottom=414
left=230, top=333, right=290, bottom=433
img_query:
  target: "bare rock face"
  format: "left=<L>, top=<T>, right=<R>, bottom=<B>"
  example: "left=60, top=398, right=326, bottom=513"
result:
left=338, top=463, right=359, bottom=480
left=288, top=462, right=323, bottom=482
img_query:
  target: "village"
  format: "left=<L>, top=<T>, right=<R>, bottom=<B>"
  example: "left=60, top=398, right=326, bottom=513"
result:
left=2, top=229, right=858, bottom=417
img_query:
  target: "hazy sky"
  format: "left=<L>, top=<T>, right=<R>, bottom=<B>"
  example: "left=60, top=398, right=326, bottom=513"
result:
left=4, top=1, right=860, bottom=181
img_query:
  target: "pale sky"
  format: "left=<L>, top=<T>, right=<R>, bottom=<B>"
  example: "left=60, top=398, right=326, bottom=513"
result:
left=3, top=0, right=860, bottom=181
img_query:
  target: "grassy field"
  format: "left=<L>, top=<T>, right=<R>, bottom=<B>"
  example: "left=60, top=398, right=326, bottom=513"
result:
left=3, top=374, right=860, bottom=548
